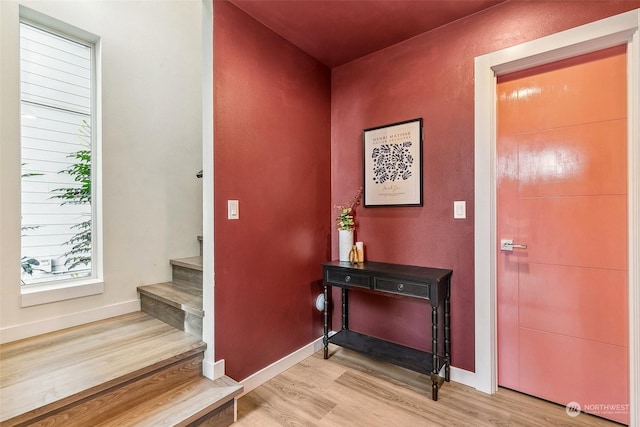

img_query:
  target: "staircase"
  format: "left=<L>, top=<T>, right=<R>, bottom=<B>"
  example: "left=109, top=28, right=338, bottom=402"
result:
left=137, top=236, right=205, bottom=339
left=1, top=239, right=244, bottom=426
left=138, top=256, right=204, bottom=339
left=0, top=312, right=242, bottom=426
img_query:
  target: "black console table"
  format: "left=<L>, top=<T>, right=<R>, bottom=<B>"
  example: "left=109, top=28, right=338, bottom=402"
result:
left=322, top=261, right=452, bottom=400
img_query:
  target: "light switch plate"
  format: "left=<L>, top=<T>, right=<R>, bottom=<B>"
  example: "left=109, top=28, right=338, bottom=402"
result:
left=228, top=200, right=239, bottom=220
left=454, top=201, right=466, bottom=219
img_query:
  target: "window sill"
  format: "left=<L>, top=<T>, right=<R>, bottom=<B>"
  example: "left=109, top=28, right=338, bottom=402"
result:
left=21, top=279, right=104, bottom=307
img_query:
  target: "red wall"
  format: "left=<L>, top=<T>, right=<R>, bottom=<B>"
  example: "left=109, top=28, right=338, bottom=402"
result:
left=331, top=0, right=640, bottom=372
left=213, top=0, right=331, bottom=380
left=214, top=0, right=640, bottom=381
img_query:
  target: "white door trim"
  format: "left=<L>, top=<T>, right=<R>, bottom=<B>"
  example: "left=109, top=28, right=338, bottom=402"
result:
left=474, top=9, right=640, bottom=426
left=201, top=0, right=216, bottom=380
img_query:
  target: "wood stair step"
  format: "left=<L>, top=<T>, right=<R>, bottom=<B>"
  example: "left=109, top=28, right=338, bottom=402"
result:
left=171, top=256, right=203, bottom=288
left=138, top=282, right=203, bottom=338
left=0, top=312, right=242, bottom=426
left=95, top=376, right=242, bottom=427
left=138, top=281, right=203, bottom=316
left=171, top=256, right=203, bottom=272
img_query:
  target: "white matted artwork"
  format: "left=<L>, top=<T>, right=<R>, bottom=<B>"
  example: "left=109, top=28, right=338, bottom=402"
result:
left=363, top=118, right=423, bottom=207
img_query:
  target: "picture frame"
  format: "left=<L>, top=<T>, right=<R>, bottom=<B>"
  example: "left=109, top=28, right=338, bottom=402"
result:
left=363, top=118, right=423, bottom=207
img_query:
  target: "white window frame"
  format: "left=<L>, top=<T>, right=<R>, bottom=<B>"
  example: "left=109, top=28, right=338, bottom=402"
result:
left=19, top=6, right=103, bottom=307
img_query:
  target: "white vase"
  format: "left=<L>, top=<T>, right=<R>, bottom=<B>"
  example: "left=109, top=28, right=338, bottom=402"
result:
left=338, top=229, right=354, bottom=261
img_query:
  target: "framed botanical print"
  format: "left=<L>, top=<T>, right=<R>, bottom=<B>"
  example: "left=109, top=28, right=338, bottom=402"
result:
left=363, top=118, right=423, bottom=207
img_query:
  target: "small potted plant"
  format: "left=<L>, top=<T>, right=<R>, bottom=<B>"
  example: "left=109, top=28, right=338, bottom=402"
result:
left=335, top=188, right=362, bottom=261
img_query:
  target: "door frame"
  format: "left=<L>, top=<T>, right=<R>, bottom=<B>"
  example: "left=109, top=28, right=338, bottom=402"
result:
left=201, top=0, right=219, bottom=380
left=474, top=9, right=640, bottom=426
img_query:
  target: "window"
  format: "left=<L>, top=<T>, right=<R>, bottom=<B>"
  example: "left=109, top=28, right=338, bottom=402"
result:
left=20, top=20, right=98, bottom=288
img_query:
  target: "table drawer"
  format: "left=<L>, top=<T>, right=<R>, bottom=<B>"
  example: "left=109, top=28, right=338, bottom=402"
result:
left=325, top=268, right=371, bottom=289
left=374, top=277, right=429, bottom=299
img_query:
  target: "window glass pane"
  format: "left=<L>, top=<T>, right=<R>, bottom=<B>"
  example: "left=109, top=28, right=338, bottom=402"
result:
left=20, top=23, right=91, bottom=113
left=20, top=22, right=93, bottom=286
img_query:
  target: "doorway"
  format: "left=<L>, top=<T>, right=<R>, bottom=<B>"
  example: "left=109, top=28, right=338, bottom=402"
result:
left=496, top=46, right=628, bottom=424
left=474, top=9, right=639, bottom=426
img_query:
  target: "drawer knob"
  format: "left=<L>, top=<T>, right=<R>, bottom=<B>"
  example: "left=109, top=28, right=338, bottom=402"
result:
left=397, top=283, right=404, bottom=291
left=345, top=275, right=352, bottom=283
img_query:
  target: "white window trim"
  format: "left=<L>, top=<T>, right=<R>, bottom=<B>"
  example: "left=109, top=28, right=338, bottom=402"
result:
left=21, top=279, right=104, bottom=307
left=19, top=6, right=103, bottom=306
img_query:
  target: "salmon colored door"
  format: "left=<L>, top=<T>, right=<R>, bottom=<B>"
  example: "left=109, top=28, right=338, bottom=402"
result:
left=496, top=45, right=629, bottom=424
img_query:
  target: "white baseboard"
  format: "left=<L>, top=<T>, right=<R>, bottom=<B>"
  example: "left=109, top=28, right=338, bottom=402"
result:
left=239, top=337, right=324, bottom=397
left=203, top=358, right=226, bottom=381
left=0, top=299, right=140, bottom=344
left=449, top=365, right=476, bottom=389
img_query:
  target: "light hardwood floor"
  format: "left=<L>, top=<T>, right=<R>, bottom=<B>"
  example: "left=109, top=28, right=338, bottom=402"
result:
left=235, top=345, right=622, bottom=426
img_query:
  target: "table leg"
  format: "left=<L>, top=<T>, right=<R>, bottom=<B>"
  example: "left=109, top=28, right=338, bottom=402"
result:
left=431, top=304, right=439, bottom=401
left=431, top=374, right=439, bottom=401
left=323, top=284, right=329, bottom=359
left=444, top=292, right=451, bottom=382
left=342, top=288, right=349, bottom=330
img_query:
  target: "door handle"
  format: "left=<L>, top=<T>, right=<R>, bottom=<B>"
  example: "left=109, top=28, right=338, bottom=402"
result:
left=500, top=239, right=528, bottom=252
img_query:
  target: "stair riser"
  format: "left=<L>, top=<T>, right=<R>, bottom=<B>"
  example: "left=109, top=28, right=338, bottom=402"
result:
left=141, top=294, right=202, bottom=339
left=172, top=264, right=203, bottom=288
left=5, top=353, right=204, bottom=427
left=180, top=399, right=235, bottom=427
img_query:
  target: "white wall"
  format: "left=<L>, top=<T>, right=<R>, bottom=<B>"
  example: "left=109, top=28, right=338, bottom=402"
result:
left=0, top=0, right=203, bottom=341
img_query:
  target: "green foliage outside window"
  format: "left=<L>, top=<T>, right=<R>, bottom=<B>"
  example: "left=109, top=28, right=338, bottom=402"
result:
left=50, top=121, right=92, bottom=271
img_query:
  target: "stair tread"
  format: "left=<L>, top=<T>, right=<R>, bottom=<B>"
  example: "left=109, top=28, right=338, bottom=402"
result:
left=95, top=375, right=243, bottom=426
left=170, top=256, right=203, bottom=271
left=0, top=312, right=204, bottom=423
left=138, top=281, right=204, bottom=316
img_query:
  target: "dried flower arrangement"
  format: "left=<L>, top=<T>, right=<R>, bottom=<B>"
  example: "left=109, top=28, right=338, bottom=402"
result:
left=335, top=187, right=363, bottom=231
